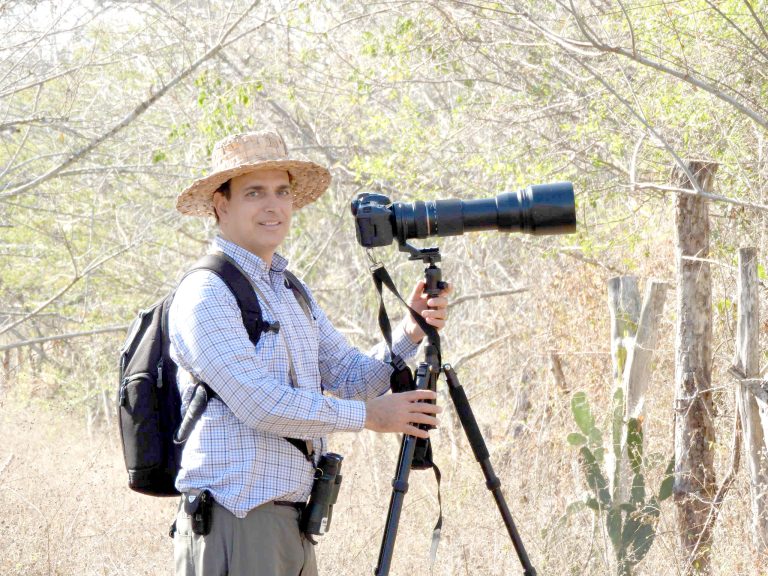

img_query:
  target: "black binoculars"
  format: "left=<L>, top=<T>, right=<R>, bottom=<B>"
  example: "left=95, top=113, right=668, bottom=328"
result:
left=302, top=452, right=344, bottom=536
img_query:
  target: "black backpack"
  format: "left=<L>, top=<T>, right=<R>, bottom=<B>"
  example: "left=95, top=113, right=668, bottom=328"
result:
left=117, top=253, right=311, bottom=496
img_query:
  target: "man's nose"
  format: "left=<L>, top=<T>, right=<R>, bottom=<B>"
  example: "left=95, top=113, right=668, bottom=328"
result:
left=262, top=192, right=281, bottom=210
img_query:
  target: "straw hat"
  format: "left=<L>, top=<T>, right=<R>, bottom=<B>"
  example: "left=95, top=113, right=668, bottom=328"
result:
left=176, top=130, right=331, bottom=217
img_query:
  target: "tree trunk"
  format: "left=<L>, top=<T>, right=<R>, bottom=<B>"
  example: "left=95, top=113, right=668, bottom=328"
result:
left=733, top=247, right=768, bottom=551
left=673, top=160, right=718, bottom=575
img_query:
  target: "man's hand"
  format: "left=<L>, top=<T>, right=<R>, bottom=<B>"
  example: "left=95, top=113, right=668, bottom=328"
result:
left=403, top=280, right=452, bottom=344
left=364, top=390, right=442, bottom=439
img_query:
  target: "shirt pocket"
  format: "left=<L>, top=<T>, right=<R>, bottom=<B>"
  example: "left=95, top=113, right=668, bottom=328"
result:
left=253, top=316, right=291, bottom=384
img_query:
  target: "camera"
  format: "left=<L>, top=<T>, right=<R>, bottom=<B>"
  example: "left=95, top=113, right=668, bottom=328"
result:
left=350, top=182, right=576, bottom=248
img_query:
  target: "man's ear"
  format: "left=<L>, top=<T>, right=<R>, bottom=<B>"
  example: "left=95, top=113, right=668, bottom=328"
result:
left=212, top=191, right=228, bottom=221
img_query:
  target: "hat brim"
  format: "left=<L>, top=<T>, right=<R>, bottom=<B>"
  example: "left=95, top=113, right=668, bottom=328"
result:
left=176, top=160, right=331, bottom=217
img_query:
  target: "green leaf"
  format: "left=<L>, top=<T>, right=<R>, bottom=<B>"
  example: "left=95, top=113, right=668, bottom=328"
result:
left=571, top=392, right=595, bottom=436
left=549, top=500, right=586, bottom=534
left=616, top=345, right=628, bottom=382
left=593, top=447, right=605, bottom=464
left=630, top=472, right=646, bottom=507
left=566, top=500, right=586, bottom=515
left=584, top=497, right=601, bottom=511
left=627, top=418, right=644, bottom=474
left=567, top=432, right=587, bottom=446
left=715, top=298, right=734, bottom=316
left=658, top=457, right=675, bottom=501
left=580, top=446, right=611, bottom=507
left=758, top=264, right=767, bottom=281
left=623, top=502, right=660, bottom=565
left=588, top=426, right=604, bottom=449
left=606, top=508, right=623, bottom=555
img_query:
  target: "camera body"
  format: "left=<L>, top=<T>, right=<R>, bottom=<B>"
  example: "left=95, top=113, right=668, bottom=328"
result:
left=350, top=193, right=396, bottom=248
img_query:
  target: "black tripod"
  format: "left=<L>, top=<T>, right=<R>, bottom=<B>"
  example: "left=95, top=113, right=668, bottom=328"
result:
left=373, top=245, right=537, bottom=576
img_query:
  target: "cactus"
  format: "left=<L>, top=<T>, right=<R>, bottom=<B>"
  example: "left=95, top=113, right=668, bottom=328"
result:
left=567, top=391, right=673, bottom=576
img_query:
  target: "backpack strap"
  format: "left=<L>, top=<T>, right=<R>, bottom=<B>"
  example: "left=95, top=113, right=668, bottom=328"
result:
left=284, top=270, right=313, bottom=321
left=186, top=253, right=268, bottom=346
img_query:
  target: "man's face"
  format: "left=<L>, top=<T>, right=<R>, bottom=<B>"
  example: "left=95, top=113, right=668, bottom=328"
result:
left=213, top=169, right=293, bottom=261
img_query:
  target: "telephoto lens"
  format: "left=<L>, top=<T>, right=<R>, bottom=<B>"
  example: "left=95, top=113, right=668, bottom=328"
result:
left=350, top=182, right=576, bottom=249
left=394, top=182, right=575, bottom=241
left=302, top=453, right=344, bottom=536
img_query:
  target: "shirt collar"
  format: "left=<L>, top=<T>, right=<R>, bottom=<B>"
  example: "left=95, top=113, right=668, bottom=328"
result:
left=209, top=235, right=289, bottom=278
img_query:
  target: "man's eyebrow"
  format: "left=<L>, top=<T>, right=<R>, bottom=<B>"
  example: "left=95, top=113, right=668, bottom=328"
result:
left=242, top=184, right=291, bottom=192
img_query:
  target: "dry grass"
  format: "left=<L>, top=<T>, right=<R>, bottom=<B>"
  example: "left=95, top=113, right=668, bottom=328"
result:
left=1, top=358, right=763, bottom=575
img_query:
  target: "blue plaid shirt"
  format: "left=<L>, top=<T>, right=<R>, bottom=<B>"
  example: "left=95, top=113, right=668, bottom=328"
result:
left=168, top=236, right=419, bottom=518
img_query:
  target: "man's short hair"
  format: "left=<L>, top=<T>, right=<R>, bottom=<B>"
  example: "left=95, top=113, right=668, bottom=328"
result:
left=213, top=180, right=231, bottom=224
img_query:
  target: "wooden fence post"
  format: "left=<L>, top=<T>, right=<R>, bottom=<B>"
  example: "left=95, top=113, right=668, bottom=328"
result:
left=673, top=161, right=718, bottom=574
left=608, top=276, right=641, bottom=386
left=732, top=247, right=768, bottom=551
left=608, top=276, right=641, bottom=501
left=624, top=280, right=668, bottom=420
left=608, top=277, right=668, bottom=503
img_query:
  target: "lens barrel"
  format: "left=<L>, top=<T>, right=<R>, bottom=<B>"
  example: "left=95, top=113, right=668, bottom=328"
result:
left=393, top=182, right=575, bottom=242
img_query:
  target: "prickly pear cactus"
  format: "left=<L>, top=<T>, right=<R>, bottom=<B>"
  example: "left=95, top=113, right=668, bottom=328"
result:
left=567, top=391, right=673, bottom=576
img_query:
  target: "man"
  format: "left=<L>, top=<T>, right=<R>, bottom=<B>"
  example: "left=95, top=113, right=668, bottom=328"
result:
left=170, top=130, right=450, bottom=576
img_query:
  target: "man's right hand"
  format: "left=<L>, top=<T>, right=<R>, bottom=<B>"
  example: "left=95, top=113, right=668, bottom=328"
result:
left=364, top=390, right=442, bottom=439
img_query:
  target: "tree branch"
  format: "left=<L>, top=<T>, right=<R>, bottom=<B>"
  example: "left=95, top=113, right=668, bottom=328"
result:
left=0, top=0, right=263, bottom=201
left=743, top=0, right=768, bottom=46
left=630, top=182, right=768, bottom=214
left=0, top=325, right=129, bottom=353
left=449, top=288, right=528, bottom=307
left=550, top=5, right=768, bottom=130
left=0, top=241, right=135, bottom=338
left=452, top=332, right=514, bottom=371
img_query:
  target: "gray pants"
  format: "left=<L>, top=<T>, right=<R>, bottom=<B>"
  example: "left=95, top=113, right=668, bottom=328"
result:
left=174, top=499, right=318, bottom=576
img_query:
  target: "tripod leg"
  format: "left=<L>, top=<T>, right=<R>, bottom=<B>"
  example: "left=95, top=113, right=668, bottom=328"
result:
left=443, top=364, right=538, bottom=576
left=375, top=363, right=434, bottom=576
left=375, top=433, right=418, bottom=576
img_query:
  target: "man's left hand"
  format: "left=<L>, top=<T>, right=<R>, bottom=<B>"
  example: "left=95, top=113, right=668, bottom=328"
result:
left=403, top=280, right=452, bottom=344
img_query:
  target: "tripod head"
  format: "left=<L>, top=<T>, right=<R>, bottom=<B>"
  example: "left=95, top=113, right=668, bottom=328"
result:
left=399, top=242, right=446, bottom=314
left=399, top=241, right=440, bottom=262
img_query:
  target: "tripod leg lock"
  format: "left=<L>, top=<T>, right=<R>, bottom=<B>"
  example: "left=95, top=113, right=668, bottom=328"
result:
left=391, top=478, right=409, bottom=494
left=486, top=477, right=501, bottom=491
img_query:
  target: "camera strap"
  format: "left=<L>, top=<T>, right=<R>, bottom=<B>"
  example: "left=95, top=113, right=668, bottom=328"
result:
left=370, top=264, right=441, bottom=368
left=369, top=263, right=444, bottom=564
